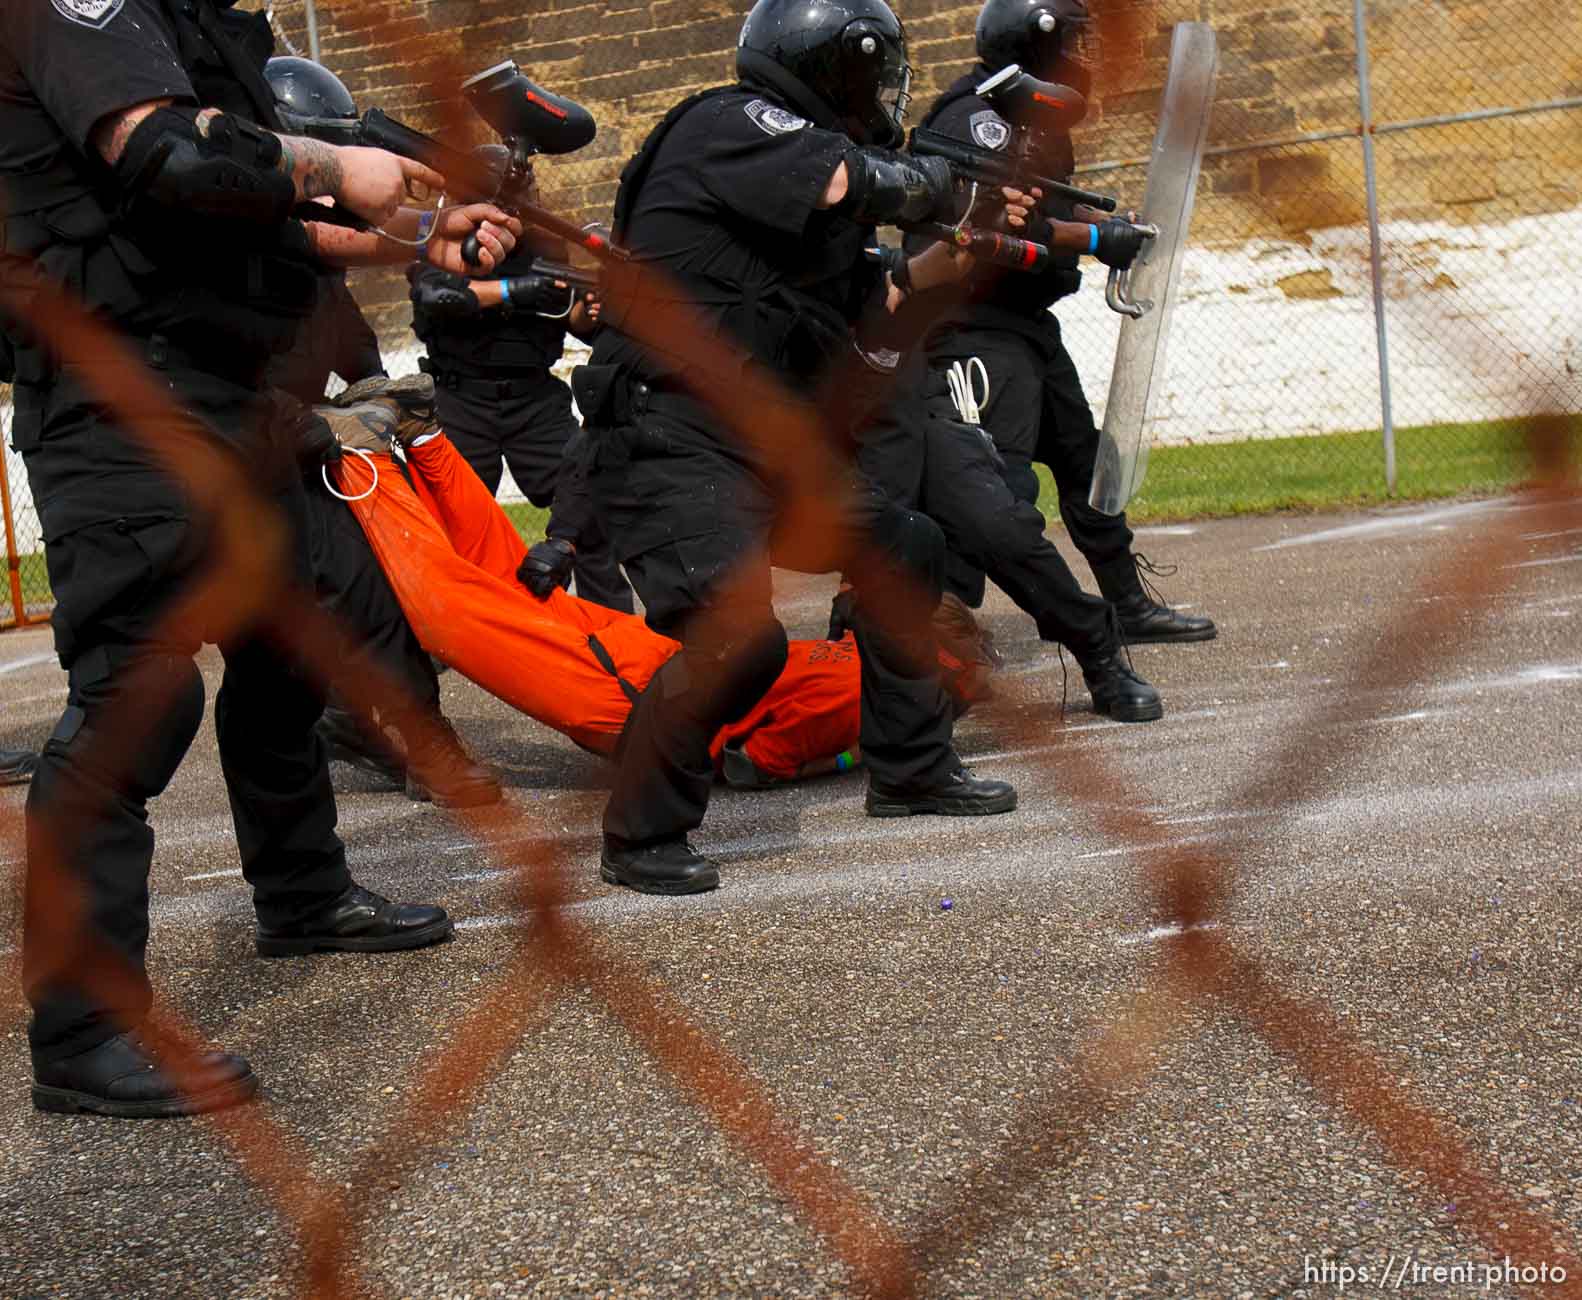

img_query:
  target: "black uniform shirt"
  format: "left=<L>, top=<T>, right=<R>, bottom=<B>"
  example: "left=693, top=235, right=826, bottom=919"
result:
left=0, top=0, right=194, bottom=195
left=593, top=86, right=872, bottom=385
left=910, top=69, right=1084, bottom=324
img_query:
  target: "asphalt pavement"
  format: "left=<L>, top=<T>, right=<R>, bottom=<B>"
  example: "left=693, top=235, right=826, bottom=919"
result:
left=1, top=495, right=1578, bottom=1299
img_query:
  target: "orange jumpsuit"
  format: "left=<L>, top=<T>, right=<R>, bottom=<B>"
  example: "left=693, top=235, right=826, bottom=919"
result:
left=331, top=437, right=860, bottom=781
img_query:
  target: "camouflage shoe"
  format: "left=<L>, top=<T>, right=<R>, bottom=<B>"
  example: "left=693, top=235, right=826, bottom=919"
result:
left=313, top=401, right=399, bottom=456
left=333, top=374, right=439, bottom=447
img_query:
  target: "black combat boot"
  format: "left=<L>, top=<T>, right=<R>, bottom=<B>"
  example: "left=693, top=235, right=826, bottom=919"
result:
left=600, top=837, right=721, bottom=896
left=257, top=885, right=453, bottom=957
left=1079, top=646, right=1164, bottom=722
left=32, top=1030, right=258, bottom=1118
left=1094, top=553, right=1217, bottom=645
left=866, top=765, right=1018, bottom=817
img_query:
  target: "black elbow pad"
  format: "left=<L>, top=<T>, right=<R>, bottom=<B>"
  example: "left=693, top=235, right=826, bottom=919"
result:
left=115, top=106, right=296, bottom=225
left=839, top=148, right=954, bottom=226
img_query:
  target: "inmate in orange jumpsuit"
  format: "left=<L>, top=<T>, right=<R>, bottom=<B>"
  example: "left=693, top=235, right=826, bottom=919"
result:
left=331, top=437, right=861, bottom=782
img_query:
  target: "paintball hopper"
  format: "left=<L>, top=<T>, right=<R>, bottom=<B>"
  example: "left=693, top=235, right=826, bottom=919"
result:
left=976, top=64, right=1087, bottom=132
left=462, top=62, right=597, bottom=156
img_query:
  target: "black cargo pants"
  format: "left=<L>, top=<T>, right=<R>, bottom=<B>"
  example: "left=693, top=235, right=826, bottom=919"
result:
left=588, top=392, right=956, bottom=848
left=929, top=318, right=1142, bottom=607
left=303, top=479, right=442, bottom=728
left=857, top=367, right=1114, bottom=659
left=18, top=368, right=352, bottom=1065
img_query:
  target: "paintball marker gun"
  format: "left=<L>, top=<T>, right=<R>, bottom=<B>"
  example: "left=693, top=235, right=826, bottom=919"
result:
left=280, top=62, right=625, bottom=265
left=455, top=61, right=620, bottom=266
left=908, top=64, right=1119, bottom=214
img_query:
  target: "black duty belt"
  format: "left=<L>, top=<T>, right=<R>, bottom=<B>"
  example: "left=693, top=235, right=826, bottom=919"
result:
left=421, top=362, right=552, bottom=401
left=622, top=378, right=716, bottom=430
left=52, top=330, right=264, bottom=389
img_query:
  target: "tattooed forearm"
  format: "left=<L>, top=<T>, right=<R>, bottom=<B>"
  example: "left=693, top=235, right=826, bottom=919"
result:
left=90, top=99, right=174, bottom=166
left=277, top=135, right=344, bottom=202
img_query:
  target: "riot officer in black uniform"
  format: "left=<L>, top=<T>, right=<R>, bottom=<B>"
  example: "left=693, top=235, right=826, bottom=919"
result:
left=0, top=0, right=517, bottom=1116
left=918, top=0, right=1217, bottom=644
left=410, top=160, right=633, bottom=614
left=264, top=56, right=500, bottom=809
left=580, top=0, right=1019, bottom=897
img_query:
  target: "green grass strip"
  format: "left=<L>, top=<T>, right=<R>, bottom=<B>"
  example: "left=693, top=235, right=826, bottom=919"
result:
left=8, top=417, right=1564, bottom=615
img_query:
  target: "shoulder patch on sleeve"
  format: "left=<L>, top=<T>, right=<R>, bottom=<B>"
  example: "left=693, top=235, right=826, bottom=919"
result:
left=745, top=98, right=809, bottom=137
left=969, top=109, right=1012, bottom=152
left=50, top=0, right=126, bottom=29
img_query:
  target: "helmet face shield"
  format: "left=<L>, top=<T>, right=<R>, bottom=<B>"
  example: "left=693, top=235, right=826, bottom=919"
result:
left=873, top=43, right=914, bottom=145
left=1059, top=14, right=1092, bottom=65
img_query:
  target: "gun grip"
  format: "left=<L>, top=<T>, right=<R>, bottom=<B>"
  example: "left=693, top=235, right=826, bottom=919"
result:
left=461, top=233, right=483, bottom=268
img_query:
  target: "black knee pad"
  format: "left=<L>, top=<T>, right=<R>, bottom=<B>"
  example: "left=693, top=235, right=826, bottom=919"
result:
left=1006, top=456, right=1040, bottom=509
left=869, top=503, right=945, bottom=603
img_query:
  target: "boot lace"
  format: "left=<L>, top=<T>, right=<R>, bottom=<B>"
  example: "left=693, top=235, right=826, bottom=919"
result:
left=1133, top=553, right=1179, bottom=609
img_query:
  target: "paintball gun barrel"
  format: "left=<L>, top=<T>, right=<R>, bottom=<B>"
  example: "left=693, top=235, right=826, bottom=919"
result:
left=899, top=221, right=1051, bottom=272
left=532, top=260, right=600, bottom=293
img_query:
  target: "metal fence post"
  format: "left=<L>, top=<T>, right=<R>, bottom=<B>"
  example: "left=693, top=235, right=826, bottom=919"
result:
left=0, top=426, right=26, bottom=628
left=1351, top=0, right=1397, bottom=494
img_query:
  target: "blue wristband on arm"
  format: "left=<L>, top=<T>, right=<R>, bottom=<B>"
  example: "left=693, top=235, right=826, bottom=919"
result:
left=1088, top=224, right=1099, bottom=254
left=499, top=278, right=511, bottom=304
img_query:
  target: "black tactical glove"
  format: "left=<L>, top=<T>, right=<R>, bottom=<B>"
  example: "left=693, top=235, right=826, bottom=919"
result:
left=501, top=273, right=577, bottom=316
left=1091, top=218, right=1150, bottom=270
left=517, top=538, right=576, bottom=598
left=408, top=264, right=480, bottom=317
left=842, top=148, right=955, bottom=225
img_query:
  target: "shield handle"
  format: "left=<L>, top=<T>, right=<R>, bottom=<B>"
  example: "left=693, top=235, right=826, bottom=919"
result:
left=1105, top=223, right=1161, bottom=319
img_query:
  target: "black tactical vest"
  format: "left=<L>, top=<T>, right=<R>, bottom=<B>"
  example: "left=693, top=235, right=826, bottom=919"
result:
left=598, top=84, right=866, bottom=387
left=412, top=239, right=569, bottom=377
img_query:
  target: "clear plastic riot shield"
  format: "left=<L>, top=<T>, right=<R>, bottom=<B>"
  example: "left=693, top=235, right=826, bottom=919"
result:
left=1088, top=23, right=1219, bottom=515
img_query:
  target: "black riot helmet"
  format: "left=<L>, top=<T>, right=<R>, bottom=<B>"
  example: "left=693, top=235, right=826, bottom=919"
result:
left=976, top=0, right=1091, bottom=86
left=737, top=0, right=914, bottom=148
left=264, top=56, right=358, bottom=131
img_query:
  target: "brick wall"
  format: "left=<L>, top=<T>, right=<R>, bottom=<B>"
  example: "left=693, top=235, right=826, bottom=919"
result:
left=262, top=0, right=1581, bottom=337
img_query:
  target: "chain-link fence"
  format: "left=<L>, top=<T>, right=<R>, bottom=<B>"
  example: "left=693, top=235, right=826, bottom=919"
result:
left=4, top=0, right=1579, bottom=627
left=4, top=4, right=1581, bottom=1295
